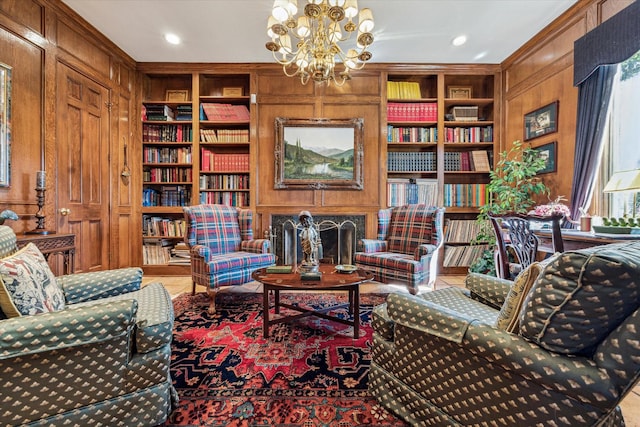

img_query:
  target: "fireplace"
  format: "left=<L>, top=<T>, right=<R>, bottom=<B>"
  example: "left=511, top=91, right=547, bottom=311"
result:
left=270, top=214, right=365, bottom=265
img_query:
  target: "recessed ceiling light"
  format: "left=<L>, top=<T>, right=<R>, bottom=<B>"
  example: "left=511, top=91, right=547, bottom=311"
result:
left=164, top=33, right=181, bottom=45
left=452, top=35, right=467, bottom=47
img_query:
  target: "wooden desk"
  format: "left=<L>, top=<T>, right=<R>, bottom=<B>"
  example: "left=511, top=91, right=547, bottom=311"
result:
left=536, top=229, right=640, bottom=253
left=16, top=233, right=76, bottom=275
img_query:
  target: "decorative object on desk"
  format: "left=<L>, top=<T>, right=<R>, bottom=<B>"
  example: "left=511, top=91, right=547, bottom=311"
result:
left=265, top=0, right=374, bottom=86
left=0, top=209, right=17, bottom=225
left=532, top=141, right=557, bottom=174
left=274, top=117, right=364, bottom=190
left=524, top=101, right=558, bottom=141
left=448, top=86, right=472, bottom=99
left=265, top=265, right=293, bottom=274
left=26, top=170, right=51, bottom=235
left=0, top=62, right=11, bottom=187
left=529, top=195, right=571, bottom=218
left=469, top=140, right=549, bottom=276
left=298, top=210, right=321, bottom=273
left=165, top=89, right=189, bottom=102
left=335, top=264, right=357, bottom=273
left=592, top=225, right=640, bottom=235
left=603, top=169, right=640, bottom=217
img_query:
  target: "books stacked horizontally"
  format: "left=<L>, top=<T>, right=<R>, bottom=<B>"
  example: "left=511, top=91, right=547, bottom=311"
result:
left=144, top=104, right=174, bottom=121
left=175, top=105, right=193, bottom=121
left=169, top=242, right=191, bottom=265
left=200, top=103, right=250, bottom=121
left=387, top=81, right=422, bottom=99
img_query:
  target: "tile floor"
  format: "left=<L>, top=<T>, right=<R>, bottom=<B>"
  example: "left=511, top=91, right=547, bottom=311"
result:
left=144, top=274, right=640, bottom=426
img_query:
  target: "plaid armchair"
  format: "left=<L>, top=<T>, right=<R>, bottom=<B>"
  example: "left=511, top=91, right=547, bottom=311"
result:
left=183, top=204, right=275, bottom=314
left=354, top=204, right=445, bottom=294
left=0, top=225, right=175, bottom=426
left=369, top=241, right=640, bottom=426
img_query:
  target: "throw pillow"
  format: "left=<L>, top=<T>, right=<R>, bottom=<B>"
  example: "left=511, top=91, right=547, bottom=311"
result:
left=0, top=243, right=66, bottom=317
left=494, top=262, right=543, bottom=332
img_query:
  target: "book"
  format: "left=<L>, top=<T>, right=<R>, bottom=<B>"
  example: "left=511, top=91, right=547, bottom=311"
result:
left=266, top=265, right=293, bottom=273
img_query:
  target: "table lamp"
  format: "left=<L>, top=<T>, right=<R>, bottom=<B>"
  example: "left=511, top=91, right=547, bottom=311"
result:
left=603, top=169, right=640, bottom=217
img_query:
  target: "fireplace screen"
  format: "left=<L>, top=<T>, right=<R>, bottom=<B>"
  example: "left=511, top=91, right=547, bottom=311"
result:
left=270, top=215, right=365, bottom=266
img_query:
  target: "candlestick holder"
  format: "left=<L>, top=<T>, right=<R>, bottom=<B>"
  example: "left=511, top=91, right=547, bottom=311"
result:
left=26, top=185, right=51, bottom=235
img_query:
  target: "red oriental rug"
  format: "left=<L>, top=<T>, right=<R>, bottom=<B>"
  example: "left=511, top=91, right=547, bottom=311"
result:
left=165, top=291, right=407, bottom=427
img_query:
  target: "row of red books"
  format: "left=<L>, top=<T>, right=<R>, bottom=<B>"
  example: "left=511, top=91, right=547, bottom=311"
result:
left=387, top=102, right=437, bottom=122
left=200, top=149, right=250, bottom=172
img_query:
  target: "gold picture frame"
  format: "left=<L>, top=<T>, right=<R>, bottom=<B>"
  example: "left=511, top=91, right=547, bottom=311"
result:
left=165, top=89, right=189, bottom=102
left=448, top=86, right=472, bottom=99
left=223, top=87, right=243, bottom=97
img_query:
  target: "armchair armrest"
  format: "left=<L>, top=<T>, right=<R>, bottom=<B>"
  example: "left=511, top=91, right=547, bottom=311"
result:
left=240, top=238, right=271, bottom=254
left=0, top=300, right=137, bottom=359
left=58, top=267, right=143, bottom=304
left=415, top=243, right=438, bottom=260
left=191, top=244, right=211, bottom=260
left=386, top=292, right=478, bottom=343
left=358, top=239, right=388, bottom=253
left=464, top=322, right=616, bottom=409
left=465, top=272, right=512, bottom=310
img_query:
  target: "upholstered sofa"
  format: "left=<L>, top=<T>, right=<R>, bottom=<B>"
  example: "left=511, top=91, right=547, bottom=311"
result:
left=369, top=241, right=640, bottom=426
left=0, top=225, right=176, bottom=426
left=354, top=204, right=445, bottom=294
left=183, top=204, right=275, bottom=313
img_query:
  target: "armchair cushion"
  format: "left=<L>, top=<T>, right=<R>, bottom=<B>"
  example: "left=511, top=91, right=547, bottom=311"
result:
left=494, top=261, right=544, bottom=332
left=520, top=242, right=640, bottom=355
left=0, top=243, right=65, bottom=317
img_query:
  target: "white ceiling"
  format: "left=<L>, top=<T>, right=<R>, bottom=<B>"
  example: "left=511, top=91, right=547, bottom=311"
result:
left=60, top=0, right=578, bottom=64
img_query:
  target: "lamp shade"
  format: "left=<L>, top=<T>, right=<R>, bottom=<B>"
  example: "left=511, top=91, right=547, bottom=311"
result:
left=603, top=169, right=640, bottom=193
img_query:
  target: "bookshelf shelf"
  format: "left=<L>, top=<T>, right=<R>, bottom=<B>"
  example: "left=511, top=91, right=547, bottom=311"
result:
left=139, top=71, right=254, bottom=275
left=386, top=70, right=499, bottom=274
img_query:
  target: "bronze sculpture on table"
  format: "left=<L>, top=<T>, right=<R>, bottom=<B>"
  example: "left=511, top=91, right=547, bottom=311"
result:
left=298, top=210, right=321, bottom=273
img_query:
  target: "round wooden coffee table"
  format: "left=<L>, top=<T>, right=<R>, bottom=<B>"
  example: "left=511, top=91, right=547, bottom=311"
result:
left=252, top=264, right=374, bottom=339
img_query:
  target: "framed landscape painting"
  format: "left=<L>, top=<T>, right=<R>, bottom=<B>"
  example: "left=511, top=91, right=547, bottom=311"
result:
left=274, top=117, right=364, bottom=190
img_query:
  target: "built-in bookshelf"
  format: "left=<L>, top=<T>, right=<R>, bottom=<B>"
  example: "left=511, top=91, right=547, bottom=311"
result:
left=386, top=70, right=499, bottom=273
left=139, top=71, right=253, bottom=274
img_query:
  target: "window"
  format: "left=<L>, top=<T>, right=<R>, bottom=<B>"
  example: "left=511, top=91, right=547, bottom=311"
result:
left=592, top=50, right=640, bottom=218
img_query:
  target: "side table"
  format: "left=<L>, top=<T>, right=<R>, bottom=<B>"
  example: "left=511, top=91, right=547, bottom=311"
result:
left=16, top=233, right=76, bottom=275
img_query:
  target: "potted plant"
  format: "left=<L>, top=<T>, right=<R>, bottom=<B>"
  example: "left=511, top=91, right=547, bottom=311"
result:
left=469, top=140, right=549, bottom=275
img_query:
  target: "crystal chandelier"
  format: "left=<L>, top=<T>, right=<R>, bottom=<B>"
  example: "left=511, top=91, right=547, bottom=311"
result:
left=265, top=0, right=374, bottom=86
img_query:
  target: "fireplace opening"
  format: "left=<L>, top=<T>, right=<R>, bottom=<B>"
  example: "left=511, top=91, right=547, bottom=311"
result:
left=270, top=215, right=365, bottom=266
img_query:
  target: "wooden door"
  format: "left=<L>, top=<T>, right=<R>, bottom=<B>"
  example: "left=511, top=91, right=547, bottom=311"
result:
left=56, top=63, right=110, bottom=272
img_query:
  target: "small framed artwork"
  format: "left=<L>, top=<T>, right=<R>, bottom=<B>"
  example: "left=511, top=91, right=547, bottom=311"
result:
left=524, top=101, right=558, bottom=141
left=448, top=86, right=472, bottom=99
left=533, top=141, right=557, bottom=174
left=274, top=117, right=364, bottom=190
left=165, top=90, right=189, bottom=102
left=223, top=87, right=243, bottom=97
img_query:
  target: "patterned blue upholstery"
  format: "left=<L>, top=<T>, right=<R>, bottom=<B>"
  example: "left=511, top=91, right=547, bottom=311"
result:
left=354, top=204, right=445, bottom=295
left=369, top=241, right=640, bottom=426
left=0, top=225, right=176, bottom=426
left=183, top=204, right=275, bottom=313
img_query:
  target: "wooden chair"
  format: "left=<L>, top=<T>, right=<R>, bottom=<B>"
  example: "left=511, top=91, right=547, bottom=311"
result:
left=489, top=213, right=564, bottom=280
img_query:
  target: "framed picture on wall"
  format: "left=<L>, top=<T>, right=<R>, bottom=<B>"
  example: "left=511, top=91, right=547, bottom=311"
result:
left=533, top=141, right=557, bottom=174
left=274, top=117, right=364, bottom=190
left=524, top=101, right=558, bottom=141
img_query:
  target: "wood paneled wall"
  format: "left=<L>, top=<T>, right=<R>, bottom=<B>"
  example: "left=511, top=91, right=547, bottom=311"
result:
left=0, top=0, right=138, bottom=271
left=501, top=0, right=634, bottom=205
left=254, top=68, right=385, bottom=238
